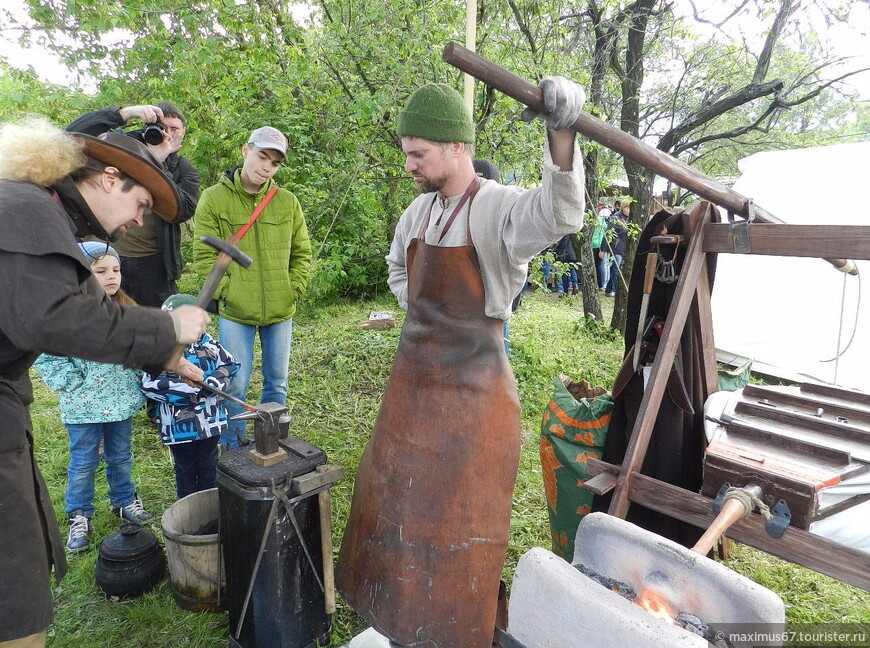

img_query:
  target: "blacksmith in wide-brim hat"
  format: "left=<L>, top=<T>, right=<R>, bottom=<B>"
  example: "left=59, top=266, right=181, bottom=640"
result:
left=70, top=131, right=181, bottom=222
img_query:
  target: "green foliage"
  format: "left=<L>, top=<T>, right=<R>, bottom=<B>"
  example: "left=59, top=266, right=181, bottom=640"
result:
left=4, top=0, right=867, bottom=301
left=0, top=64, right=93, bottom=121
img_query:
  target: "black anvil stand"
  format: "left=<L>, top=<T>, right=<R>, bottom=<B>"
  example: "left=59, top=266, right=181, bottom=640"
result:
left=217, top=402, right=343, bottom=648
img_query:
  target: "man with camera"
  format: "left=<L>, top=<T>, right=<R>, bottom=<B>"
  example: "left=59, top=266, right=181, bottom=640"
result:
left=66, top=103, right=200, bottom=307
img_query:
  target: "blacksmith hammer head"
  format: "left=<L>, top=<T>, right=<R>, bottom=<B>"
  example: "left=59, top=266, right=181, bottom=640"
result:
left=199, top=234, right=253, bottom=268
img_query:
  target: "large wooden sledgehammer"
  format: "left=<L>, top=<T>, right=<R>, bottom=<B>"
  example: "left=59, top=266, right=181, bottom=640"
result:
left=442, top=42, right=856, bottom=275
left=167, top=234, right=252, bottom=366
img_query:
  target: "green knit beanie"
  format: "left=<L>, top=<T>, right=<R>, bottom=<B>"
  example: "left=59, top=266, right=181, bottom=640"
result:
left=397, top=83, right=475, bottom=143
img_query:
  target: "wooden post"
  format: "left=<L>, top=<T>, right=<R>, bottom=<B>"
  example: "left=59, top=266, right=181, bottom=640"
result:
left=317, top=465, right=337, bottom=614
left=608, top=203, right=713, bottom=519
left=463, top=0, right=477, bottom=115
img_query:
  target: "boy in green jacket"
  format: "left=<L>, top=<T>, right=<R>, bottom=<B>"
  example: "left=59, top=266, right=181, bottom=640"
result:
left=192, top=127, right=311, bottom=447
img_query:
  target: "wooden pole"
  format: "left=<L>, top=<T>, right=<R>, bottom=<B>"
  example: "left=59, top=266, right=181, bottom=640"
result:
left=441, top=42, right=856, bottom=275
left=316, top=465, right=336, bottom=614
left=463, top=0, right=477, bottom=116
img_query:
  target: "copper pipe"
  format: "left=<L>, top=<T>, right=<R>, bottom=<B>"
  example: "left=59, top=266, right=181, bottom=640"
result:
left=691, top=485, right=763, bottom=556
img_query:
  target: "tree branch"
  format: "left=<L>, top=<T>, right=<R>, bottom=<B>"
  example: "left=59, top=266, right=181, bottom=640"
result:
left=658, top=78, right=783, bottom=152
left=506, top=0, right=537, bottom=59
left=753, top=0, right=797, bottom=84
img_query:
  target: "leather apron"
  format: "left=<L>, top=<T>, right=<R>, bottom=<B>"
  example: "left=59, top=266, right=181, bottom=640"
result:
left=336, top=196, right=521, bottom=648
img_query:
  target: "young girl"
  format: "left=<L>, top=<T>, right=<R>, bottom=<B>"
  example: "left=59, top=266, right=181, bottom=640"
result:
left=34, top=241, right=153, bottom=554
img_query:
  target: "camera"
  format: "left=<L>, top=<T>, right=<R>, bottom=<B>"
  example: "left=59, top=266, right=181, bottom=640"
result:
left=128, top=122, right=166, bottom=146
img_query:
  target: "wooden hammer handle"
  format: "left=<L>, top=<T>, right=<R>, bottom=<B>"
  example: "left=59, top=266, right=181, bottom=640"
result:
left=195, top=251, right=233, bottom=310
left=642, top=252, right=658, bottom=294
left=441, top=42, right=855, bottom=275
left=650, top=234, right=684, bottom=246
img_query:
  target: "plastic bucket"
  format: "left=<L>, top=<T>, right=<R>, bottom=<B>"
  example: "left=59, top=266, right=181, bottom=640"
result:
left=161, top=488, right=224, bottom=612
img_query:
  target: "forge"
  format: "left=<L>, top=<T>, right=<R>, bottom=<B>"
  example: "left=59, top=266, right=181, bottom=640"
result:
left=509, top=513, right=785, bottom=648
left=341, top=513, right=785, bottom=648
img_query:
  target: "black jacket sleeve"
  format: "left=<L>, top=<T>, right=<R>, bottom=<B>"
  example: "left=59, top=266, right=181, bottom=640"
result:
left=65, top=107, right=126, bottom=135
left=0, top=251, right=177, bottom=371
left=165, top=154, right=200, bottom=224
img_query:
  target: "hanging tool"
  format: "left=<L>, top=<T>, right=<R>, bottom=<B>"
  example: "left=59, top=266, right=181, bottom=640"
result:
left=633, top=252, right=659, bottom=371
left=650, top=233, right=684, bottom=284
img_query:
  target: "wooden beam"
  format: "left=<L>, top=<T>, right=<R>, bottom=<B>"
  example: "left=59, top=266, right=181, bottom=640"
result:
left=442, top=42, right=854, bottom=273
left=588, top=458, right=870, bottom=591
left=704, top=223, right=870, bottom=262
left=686, top=203, right=719, bottom=397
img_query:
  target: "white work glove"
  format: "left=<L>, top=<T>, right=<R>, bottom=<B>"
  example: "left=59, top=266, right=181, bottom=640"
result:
left=521, top=76, right=586, bottom=131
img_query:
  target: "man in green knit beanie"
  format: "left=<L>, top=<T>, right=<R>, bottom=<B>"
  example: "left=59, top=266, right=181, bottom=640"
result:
left=338, top=76, right=586, bottom=648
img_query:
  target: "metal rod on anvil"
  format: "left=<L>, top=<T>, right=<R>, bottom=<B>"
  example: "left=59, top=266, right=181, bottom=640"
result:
left=441, top=42, right=857, bottom=275
left=194, top=380, right=258, bottom=412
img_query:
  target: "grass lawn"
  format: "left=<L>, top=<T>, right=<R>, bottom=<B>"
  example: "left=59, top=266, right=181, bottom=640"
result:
left=30, top=287, right=869, bottom=647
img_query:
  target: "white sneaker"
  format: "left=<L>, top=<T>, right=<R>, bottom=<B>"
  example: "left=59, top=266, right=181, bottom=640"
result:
left=113, top=496, right=154, bottom=523
left=66, top=511, right=91, bottom=553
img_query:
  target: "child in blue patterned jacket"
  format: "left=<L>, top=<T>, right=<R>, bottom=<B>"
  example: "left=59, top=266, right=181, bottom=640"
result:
left=141, top=294, right=240, bottom=500
left=34, top=241, right=153, bottom=554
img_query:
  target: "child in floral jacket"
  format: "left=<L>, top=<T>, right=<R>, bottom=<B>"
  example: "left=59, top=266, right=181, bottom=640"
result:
left=34, top=241, right=153, bottom=554
left=141, top=294, right=240, bottom=499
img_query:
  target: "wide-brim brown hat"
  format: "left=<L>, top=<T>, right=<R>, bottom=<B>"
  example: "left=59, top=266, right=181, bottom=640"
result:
left=71, top=131, right=181, bottom=222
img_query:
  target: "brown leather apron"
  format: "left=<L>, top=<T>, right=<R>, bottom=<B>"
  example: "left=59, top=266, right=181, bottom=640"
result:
left=336, top=197, right=521, bottom=648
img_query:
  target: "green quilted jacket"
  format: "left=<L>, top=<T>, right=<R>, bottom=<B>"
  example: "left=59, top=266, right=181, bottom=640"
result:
left=192, top=169, right=311, bottom=326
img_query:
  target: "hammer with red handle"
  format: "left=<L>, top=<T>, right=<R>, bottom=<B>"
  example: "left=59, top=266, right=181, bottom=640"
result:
left=167, top=234, right=252, bottom=368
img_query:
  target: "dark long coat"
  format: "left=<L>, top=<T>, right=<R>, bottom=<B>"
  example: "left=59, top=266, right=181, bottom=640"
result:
left=594, top=208, right=717, bottom=547
left=0, top=178, right=177, bottom=641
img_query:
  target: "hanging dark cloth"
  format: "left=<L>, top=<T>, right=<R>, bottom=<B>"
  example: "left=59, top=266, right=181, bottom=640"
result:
left=593, top=207, right=718, bottom=548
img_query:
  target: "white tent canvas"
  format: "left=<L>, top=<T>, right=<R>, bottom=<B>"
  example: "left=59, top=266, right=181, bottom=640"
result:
left=711, top=141, right=870, bottom=392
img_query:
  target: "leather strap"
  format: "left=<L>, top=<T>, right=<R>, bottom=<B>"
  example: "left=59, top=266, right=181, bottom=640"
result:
left=235, top=186, right=279, bottom=240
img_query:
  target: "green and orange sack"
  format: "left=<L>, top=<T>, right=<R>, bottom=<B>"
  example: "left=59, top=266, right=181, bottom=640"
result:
left=539, top=376, right=613, bottom=559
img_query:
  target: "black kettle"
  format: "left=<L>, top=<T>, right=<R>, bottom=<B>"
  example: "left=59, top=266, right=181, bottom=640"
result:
left=95, top=523, right=165, bottom=598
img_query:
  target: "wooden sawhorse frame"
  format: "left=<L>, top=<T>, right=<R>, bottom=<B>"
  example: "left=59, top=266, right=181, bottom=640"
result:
left=586, top=201, right=870, bottom=591
left=439, top=41, right=870, bottom=592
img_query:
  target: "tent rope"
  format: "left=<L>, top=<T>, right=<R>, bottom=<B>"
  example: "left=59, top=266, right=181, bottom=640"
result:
left=819, top=267, right=862, bottom=381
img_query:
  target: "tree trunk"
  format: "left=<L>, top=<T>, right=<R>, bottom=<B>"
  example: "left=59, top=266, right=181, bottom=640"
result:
left=576, top=0, right=610, bottom=322
left=610, top=0, right=658, bottom=334
left=575, top=226, right=601, bottom=320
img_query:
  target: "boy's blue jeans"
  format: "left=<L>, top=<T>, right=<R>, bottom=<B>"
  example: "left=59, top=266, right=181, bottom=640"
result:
left=218, top=317, right=293, bottom=448
left=64, top=419, right=136, bottom=517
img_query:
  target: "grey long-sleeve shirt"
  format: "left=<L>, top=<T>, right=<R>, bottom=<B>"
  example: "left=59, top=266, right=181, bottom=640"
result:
left=387, top=143, right=584, bottom=320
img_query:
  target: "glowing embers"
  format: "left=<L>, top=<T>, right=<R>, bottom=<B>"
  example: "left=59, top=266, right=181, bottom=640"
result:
left=636, top=588, right=675, bottom=625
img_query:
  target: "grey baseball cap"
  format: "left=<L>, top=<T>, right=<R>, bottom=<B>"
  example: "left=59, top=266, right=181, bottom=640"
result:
left=247, top=126, right=288, bottom=158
